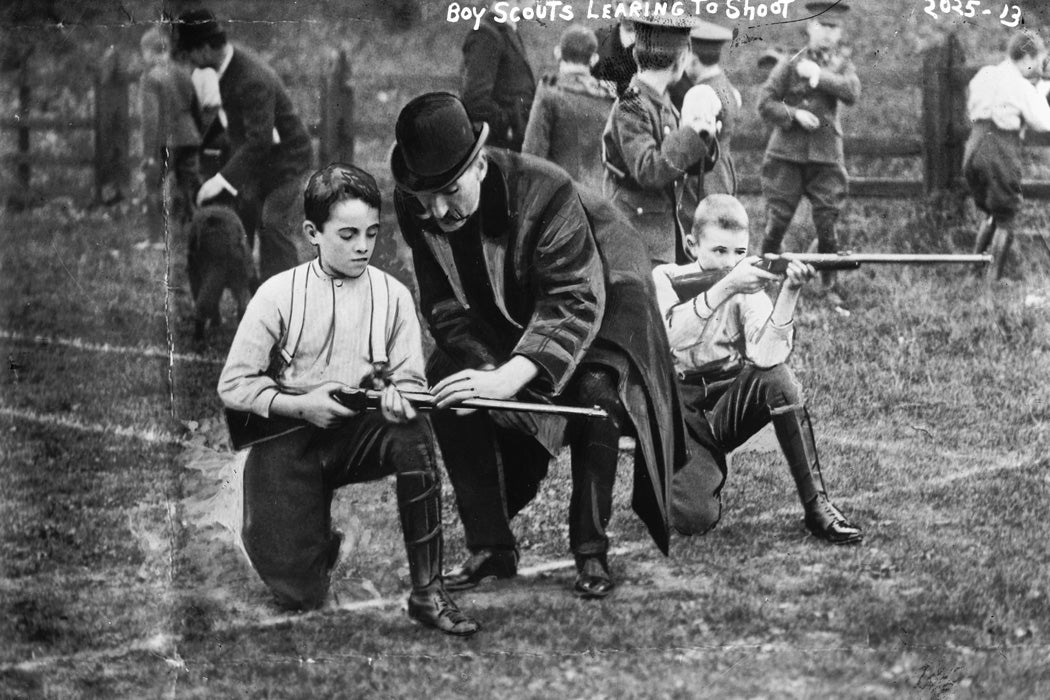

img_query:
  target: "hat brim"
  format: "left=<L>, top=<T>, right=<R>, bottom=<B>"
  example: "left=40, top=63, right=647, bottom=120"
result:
left=390, top=122, right=489, bottom=194
left=175, top=27, right=226, bottom=52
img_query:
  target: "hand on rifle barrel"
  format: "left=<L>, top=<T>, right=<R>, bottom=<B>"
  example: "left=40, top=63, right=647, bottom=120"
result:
left=271, top=380, right=358, bottom=429
left=431, top=358, right=538, bottom=414
left=779, top=258, right=817, bottom=290
left=720, top=256, right=782, bottom=295
left=379, top=383, right=417, bottom=424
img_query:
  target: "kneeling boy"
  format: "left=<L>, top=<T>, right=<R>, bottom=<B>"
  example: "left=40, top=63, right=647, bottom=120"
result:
left=218, top=164, right=479, bottom=635
left=653, top=194, right=861, bottom=544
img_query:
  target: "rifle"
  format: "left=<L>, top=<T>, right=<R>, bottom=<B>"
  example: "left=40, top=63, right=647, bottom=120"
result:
left=669, top=252, right=993, bottom=301
left=225, top=386, right=608, bottom=451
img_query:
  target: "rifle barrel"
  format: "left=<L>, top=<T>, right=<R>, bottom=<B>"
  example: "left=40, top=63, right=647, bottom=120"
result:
left=391, top=390, right=609, bottom=418
left=781, top=253, right=993, bottom=265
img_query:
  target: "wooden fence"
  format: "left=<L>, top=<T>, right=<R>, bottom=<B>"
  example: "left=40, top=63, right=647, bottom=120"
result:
left=4, top=33, right=1050, bottom=207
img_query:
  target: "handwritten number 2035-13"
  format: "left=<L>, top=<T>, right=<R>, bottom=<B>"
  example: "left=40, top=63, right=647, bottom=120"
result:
left=924, top=0, right=1022, bottom=27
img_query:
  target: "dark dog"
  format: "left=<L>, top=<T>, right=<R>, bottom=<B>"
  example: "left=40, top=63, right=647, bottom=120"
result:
left=187, top=204, right=257, bottom=343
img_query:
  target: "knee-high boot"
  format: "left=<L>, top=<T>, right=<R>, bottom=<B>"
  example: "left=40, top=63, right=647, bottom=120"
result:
left=398, top=457, right=480, bottom=636
left=771, top=406, right=863, bottom=545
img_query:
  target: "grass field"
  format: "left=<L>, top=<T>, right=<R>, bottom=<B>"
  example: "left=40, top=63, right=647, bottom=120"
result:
left=2, top=183, right=1049, bottom=698
left=3, top=1, right=1050, bottom=697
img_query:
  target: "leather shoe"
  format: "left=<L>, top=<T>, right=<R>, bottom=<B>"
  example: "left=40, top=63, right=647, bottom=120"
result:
left=444, top=548, right=518, bottom=591
left=573, top=557, right=615, bottom=599
left=804, top=498, right=863, bottom=545
left=407, top=586, right=480, bottom=637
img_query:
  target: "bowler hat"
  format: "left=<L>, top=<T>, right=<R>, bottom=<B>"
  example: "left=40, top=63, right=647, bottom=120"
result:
left=391, top=92, right=489, bottom=194
left=174, top=8, right=226, bottom=52
left=689, top=20, right=733, bottom=44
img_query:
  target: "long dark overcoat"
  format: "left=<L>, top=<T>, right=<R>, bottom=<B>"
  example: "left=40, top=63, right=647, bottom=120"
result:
left=396, top=149, right=709, bottom=553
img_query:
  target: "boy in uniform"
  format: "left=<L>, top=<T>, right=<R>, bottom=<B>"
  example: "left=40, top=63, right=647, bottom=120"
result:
left=964, top=30, right=1050, bottom=280
left=602, top=14, right=720, bottom=267
left=757, top=1, right=860, bottom=307
left=653, top=194, right=862, bottom=545
left=218, top=164, right=479, bottom=636
left=522, top=25, right=616, bottom=191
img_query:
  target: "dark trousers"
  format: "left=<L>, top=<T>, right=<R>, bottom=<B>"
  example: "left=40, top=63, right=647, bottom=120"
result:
left=242, top=413, right=440, bottom=609
left=672, top=364, right=802, bottom=534
left=430, top=364, right=628, bottom=559
left=145, top=146, right=202, bottom=240
left=760, top=157, right=847, bottom=255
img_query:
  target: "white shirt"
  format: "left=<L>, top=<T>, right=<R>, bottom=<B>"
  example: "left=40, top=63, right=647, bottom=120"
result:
left=967, top=60, right=1050, bottom=133
left=218, top=261, right=427, bottom=417
left=653, top=261, right=795, bottom=372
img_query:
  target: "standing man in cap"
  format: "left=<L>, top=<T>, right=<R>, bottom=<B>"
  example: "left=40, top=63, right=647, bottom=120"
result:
left=669, top=19, right=740, bottom=198
left=757, top=1, right=860, bottom=308
left=391, top=92, right=713, bottom=599
left=602, top=14, right=721, bottom=266
left=592, top=18, right=638, bottom=97
left=175, top=8, right=314, bottom=281
left=460, top=0, right=537, bottom=152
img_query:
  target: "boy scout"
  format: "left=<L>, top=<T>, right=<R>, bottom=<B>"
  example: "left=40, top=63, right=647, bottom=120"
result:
left=757, top=1, right=860, bottom=307
left=653, top=194, right=863, bottom=545
left=218, top=164, right=479, bottom=636
left=602, top=14, right=720, bottom=266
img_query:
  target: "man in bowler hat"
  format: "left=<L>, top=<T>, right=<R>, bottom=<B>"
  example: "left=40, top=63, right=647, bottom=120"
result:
left=175, top=8, right=314, bottom=281
left=391, top=93, right=717, bottom=598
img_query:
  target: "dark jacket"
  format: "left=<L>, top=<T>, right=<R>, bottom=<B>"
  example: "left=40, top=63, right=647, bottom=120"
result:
left=461, top=15, right=536, bottom=152
left=218, top=44, right=313, bottom=195
left=522, top=68, right=616, bottom=191
left=670, top=68, right=739, bottom=197
left=592, top=24, right=637, bottom=97
left=758, top=46, right=860, bottom=165
left=395, top=150, right=693, bottom=553
left=602, top=75, right=717, bottom=265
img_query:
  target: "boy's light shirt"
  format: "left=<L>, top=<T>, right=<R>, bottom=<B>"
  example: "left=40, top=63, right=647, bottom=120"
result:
left=653, top=261, right=794, bottom=372
left=218, top=259, right=427, bottom=417
left=967, top=60, right=1050, bottom=133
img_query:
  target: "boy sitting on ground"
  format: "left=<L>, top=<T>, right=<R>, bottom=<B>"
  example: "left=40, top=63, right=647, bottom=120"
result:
left=217, top=164, right=479, bottom=635
left=652, top=194, right=862, bottom=545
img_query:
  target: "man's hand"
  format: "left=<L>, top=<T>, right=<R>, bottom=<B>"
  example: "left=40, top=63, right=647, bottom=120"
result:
left=196, top=174, right=230, bottom=206
left=780, top=259, right=817, bottom=290
left=796, top=58, right=821, bottom=87
left=379, top=383, right=417, bottom=424
left=270, top=381, right=358, bottom=429
left=431, top=357, right=539, bottom=411
left=793, top=108, right=821, bottom=131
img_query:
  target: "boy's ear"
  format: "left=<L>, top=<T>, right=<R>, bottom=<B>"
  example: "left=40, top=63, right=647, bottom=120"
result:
left=590, top=53, right=599, bottom=69
left=303, top=220, right=320, bottom=244
left=554, top=46, right=562, bottom=62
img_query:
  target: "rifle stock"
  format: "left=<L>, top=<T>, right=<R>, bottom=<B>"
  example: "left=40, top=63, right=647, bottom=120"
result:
left=669, top=252, right=993, bottom=301
left=225, top=387, right=608, bottom=450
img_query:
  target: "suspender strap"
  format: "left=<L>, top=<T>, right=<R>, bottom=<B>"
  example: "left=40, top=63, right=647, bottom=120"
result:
left=367, top=266, right=391, bottom=376
left=279, top=265, right=311, bottom=366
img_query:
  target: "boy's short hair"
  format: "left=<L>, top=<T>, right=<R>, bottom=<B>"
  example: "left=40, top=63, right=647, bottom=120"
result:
left=560, top=25, right=598, bottom=65
left=692, top=194, right=749, bottom=236
left=633, top=24, right=689, bottom=71
left=140, top=26, right=170, bottom=54
left=1007, top=30, right=1045, bottom=61
left=304, top=163, right=382, bottom=229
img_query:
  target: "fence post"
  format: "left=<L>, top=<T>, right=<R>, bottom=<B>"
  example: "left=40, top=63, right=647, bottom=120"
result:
left=319, top=49, right=355, bottom=166
left=921, top=32, right=967, bottom=196
left=94, top=45, right=131, bottom=205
